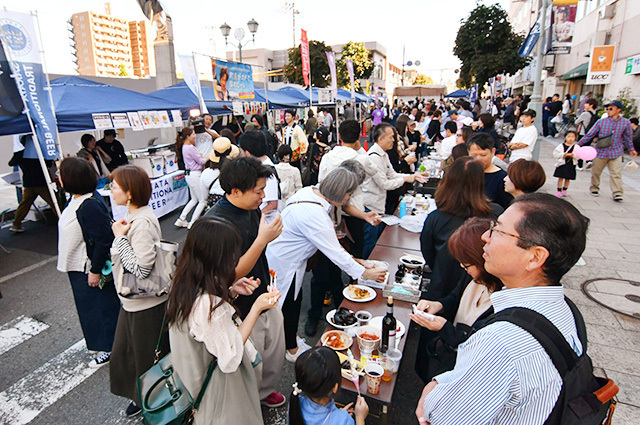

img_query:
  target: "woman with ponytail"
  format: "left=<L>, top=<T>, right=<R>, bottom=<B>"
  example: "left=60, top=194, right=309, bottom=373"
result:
left=174, top=127, right=207, bottom=228
left=289, top=347, right=368, bottom=425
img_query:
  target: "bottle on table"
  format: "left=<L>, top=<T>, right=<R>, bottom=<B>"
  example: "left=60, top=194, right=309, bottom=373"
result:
left=380, top=296, right=397, bottom=354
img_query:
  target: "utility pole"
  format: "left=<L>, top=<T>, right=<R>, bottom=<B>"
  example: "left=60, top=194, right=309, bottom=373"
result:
left=282, top=2, right=299, bottom=48
left=529, top=0, right=549, bottom=161
left=401, top=45, right=405, bottom=86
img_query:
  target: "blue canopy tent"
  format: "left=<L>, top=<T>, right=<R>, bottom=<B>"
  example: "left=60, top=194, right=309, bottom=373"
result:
left=147, top=82, right=232, bottom=115
left=0, top=76, right=192, bottom=136
left=277, top=86, right=367, bottom=106
left=444, top=89, right=470, bottom=99
left=252, top=86, right=309, bottom=109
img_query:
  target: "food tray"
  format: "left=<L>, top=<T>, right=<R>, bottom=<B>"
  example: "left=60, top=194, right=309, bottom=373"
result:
left=382, top=284, right=421, bottom=303
left=358, top=270, right=389, bottom=289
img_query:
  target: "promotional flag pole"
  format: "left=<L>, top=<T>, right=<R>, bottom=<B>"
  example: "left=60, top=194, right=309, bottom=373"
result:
left=3, top=47, right=61, bottom=217
left=191, top=52, right=208, bottom=114
left=33, top=10, right=62, bottom=157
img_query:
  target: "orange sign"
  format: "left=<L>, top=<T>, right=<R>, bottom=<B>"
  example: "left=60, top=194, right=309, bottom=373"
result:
left=586, top=45, right=616, bottom=85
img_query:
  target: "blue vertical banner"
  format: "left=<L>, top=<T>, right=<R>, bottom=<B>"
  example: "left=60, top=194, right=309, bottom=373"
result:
left=518, top=18, right=541, bottom=58
left=326, top=51, right=338, bottom=99
left=469, top=84, right=478, bottom=103
left=0, top=10, right=59, bottom=160
left=0, top=40, right=23, bottom=118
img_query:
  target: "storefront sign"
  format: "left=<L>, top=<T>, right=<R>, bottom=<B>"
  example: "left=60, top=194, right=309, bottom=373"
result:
left=586, top=45, right=615, bottom=85
left=625, top=55, right=640, bottom=75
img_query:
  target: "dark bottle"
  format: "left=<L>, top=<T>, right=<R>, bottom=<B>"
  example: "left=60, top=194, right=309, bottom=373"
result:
left=380, top=296, right=397, bottom=354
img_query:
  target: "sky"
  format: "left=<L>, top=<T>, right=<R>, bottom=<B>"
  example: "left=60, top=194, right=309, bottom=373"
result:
left=0, top=0, right=511, bottom=84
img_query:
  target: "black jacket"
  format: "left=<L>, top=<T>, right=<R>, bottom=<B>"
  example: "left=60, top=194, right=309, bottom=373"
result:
left=96, top=138, right=128, bottom=171
left=8, top=150, right=53, bottom=188
left=75, top=193, right=114, bottom=275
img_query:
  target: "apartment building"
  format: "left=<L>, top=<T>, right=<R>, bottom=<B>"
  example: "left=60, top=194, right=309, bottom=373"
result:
left=129, top=20, right=156, bottom=78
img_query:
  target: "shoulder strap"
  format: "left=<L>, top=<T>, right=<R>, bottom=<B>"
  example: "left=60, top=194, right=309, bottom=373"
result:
left=207, top=174, right=220, bottom=192
left=485, top=305, right=580, bottom=376
left=284, top=200, right=323, bottom=210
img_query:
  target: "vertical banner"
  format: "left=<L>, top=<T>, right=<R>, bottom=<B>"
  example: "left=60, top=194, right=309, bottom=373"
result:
left=0, top=40, right=23, bottom=118
left=518, top=17, right=541, bottom=58
left=374, top=84, right=379, bottom=105
left=326, top=51, right=337, bottom=99
left=212, top=59, right=254, bottom=100
left=586, top=45, right=615, bottom=85
left=178, top=54, right=208, bottom=113
left=469, top=85, right=478, bottom=103
left=346, top=59, right=356, bottom=102
left=551, top=0, right=578, bottom=55
left=0, top=11, right=59, bottom=159
left=300, top=29, right=310, bottom=87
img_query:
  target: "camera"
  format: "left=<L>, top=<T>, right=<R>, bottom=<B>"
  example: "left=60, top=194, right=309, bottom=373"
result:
left=189, top=115, right=206, bottom=134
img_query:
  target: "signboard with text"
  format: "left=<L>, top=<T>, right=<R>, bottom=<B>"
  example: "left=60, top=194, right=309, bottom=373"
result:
left=586, top=45, right=615, bottom=85
left=212, top=59, right=254, bottom=100
left=626, top=54, right=640, bottom=75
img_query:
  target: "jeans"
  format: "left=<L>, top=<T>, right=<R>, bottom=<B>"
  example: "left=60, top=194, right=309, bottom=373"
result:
left=362, top=208, right=386, bottom=259
left=307, top=253, right=344, bottom=321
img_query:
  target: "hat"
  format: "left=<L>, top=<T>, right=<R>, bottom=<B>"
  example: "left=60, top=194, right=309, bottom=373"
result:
left=407, top=119, right=417, bottom=127
left=461, top=117, right=474, bottom=126
left=521, top=109, right=536, bottom=118
left=209, top=137, right=239, bottom=163
left=604, top=100, right=624, bottom=110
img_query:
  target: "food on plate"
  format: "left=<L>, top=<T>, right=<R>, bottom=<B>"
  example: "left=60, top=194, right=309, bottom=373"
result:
left=358, top=332, right=380, bottom=341
left=332, top=307, right=357, bottom=326
left=324, top=331, right=345, bottom=349
left=348, top=285, right=370, bottom=300
left=269, top=269, right=276, bottom=278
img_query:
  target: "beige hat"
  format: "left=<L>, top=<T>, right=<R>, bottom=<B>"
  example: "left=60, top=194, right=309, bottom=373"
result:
left=209, top=137, right=240, bottom=163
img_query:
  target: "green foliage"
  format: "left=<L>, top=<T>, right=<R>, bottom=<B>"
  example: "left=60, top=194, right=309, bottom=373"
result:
left=611, top=87, right=638, bottom=118
left=453, top=4, right=529, bottom=93
left=336, top=41, right=373, bottom=91
left=284, top=40, right=332, bottom=87
left=413, top=74, right=434, bottom=85
left=118, top=64, right=128, bottom=77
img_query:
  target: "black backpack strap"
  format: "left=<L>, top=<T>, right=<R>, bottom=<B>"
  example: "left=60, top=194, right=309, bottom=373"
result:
left=565, top=297, right=588, bottom=352
left=486, top=305, right=580, bottom=377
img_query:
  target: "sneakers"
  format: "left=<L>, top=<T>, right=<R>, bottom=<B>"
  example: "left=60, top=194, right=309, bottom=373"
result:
left=591, top=191, right=599, bottom=197
left=562, top=190, right=567, bottom=197
left=585, top=161, right=593, bottom=169
left=555, top=191, right=562, bottom=197
left=9, top=225, right=25, bottom=233
left=614, top=195, right=623, bottom=202
left=174, top=218, right=189, bottom=228
left=261, top=391, right=286, bottom=408
left=125, top=401, right=141, bottom=417
left=88, top=351, right=110, bottom=368
left=304, top=317, right=319, bottom=337
left=285, top=337, right=311, bottom=363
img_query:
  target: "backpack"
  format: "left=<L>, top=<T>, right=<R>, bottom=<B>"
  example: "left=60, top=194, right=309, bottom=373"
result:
left=482, top=298, right=618, bottom=425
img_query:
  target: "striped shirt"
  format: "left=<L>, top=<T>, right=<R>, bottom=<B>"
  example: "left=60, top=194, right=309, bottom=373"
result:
left=579, top=115, right=635, bottom=159
left=423, top=285, right=582, bottom=425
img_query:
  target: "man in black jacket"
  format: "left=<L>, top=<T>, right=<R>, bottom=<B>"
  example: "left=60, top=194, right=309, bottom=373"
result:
left=8, top=135, right=58, bottom=233
left=96, top=129, right=128, bottom=171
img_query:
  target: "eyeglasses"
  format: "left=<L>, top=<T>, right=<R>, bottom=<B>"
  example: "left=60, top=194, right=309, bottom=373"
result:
left=460, top=263, right=471, bottom=271
left=488, top=220, right=533, bottom=244
left=606, top=107, right=617, bottom=111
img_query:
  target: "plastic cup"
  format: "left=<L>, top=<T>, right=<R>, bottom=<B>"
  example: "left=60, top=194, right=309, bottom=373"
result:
left=365, top=363, right=384, bottom=394
left=355, top=311, right=372, bottom=327
left=382, top=361, right=394, bottom=382
left=386, top=348, right=402, bottom=373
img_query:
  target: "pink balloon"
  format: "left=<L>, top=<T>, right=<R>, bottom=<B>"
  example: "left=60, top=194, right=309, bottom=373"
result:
left=574, top=146, right=597, bottom=161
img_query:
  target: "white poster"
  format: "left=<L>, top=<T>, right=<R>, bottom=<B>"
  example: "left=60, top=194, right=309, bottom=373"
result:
left=232, top=101, right=243, bottom=115
left=92, top=113, right=112, bottom=129
left=159, top=110, right=172, bottom=127
left=149, top=111, right=162, bottom=128
left=127, top=112, right=144, bottom=131
left=138, top=111, right=154, bottom=129
left=170, top=110, right=183, bottom=127
left=111, top=113, right=131, bottom=128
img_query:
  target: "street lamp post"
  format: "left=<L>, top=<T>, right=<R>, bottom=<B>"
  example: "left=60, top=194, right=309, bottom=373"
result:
left=529, top=0, right=550, bottom=161
left=400, top=46, right=420, bottom=86
left=220, top=19, right=259, bottom=63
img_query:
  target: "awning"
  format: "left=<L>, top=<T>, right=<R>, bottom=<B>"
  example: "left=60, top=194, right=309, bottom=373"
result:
left=562, top=62, right=589, bottom=80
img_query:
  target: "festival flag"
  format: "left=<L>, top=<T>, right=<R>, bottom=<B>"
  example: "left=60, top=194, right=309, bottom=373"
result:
left=326, top=51, right=337, bottom=99
left=518, top=17, right=541, bottom=58
left=0, top=40, right=22, bottom=118
left=346, top=59, right=356, bottom=101
left=0, top=11, right=59, bottom=159
left=178, top=54, right=208, bottom=113
left=301, top=29, right=310, bottom=87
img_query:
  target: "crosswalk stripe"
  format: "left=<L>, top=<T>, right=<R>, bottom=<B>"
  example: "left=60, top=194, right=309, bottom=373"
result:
left=0, top=339, right=99, bottom=425
left=0, top=316, right=49, bottom=357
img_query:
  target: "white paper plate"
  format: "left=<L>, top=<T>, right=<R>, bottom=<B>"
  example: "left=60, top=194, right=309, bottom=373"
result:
left=343, top=284, right=376, bottom=303
left=320, top=330, right=353, bottom=351
left=326, top=309, right=358, bottom=330
left=369, top=316, right=406, bottom=339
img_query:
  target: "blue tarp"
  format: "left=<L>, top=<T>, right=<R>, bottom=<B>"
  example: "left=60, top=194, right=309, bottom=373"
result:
left=252, top=87, right=309, bottom=109
left=444, top=89, right=470, bottom=98
left=277, top=86, right=368, bottom=106
left=147, top=82, right=232, bottom=115
left=0, top=76, right=192, bottom=136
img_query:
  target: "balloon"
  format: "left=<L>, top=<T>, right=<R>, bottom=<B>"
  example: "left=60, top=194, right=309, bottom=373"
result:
left=572, top=94, right=577, bottom=99
left=574, top=146, right=597, bottom=161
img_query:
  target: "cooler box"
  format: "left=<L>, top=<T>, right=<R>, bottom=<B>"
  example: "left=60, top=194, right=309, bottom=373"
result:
left=149, top=156, right=165, bottom=178
left=163, top=153, right=178, bottom=174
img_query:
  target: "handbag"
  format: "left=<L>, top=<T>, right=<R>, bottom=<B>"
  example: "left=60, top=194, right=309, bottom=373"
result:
left=206, top=175, right=222, bottom=209
left=112, top=220, right=179, bottom=298
left=138, top=314, right=217, bottom=425
left=551, top=114, right=563, bottom=124
left=595, top=134, right=613, bottom=149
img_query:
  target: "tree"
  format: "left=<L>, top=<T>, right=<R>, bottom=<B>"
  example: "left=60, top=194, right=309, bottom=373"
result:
left=413, top=74, right=434, bottom=85
left=284, top=40, right=332, bottom=87
left=118, top=64, right=128, bottom=77
left=336, top=41, right=373, bottom=91
left=453, top=4, right=528, bottom=92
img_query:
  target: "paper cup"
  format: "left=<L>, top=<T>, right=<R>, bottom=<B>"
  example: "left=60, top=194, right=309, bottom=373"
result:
left=263, top=210, right=279, bottom=224
left=386, top=348, right=402, bottom=373
left=365, top=363, right=384, bottom=395
left=355, top=310, right=372, bottom=327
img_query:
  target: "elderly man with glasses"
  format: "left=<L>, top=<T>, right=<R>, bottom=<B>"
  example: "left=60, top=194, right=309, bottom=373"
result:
left=415, top=193, right=592, bottom=425
left=578, top=100, right=637, bottom=201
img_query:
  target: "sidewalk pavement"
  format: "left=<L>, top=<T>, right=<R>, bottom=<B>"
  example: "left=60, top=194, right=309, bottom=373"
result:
left=537, top=135, right=640, bottom=424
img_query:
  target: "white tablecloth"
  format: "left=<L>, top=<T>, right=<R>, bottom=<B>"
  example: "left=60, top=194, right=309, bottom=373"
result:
left=98, top=170, right=189, bottom=221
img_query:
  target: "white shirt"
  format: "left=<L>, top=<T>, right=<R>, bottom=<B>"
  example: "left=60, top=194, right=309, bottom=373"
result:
left=260, top=157, right=281, bottom=211
left=200, top=168, right=223, bottom=196
left=318, top=145, right=371, bottom=212
left=266, top=187, right=365, bottom=305
left=275, top=162, right=302, bottom=205
left=440, top=135, right=457, bottom=159
left=194, top=132, right=213, bottom=158
left=509, top=125, right=538, bottom=162
left=424, top=286, right=582, bottom=425
left=362, top=143, right=408, bottom=214
left=57, top=193, right=92, bottom=273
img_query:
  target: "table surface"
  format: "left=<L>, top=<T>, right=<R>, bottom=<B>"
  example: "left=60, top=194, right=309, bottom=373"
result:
left=375, top=224, right=422, bottom=252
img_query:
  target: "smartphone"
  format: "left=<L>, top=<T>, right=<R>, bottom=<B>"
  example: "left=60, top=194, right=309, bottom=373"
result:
left=412, top=304, right=436, bottom=321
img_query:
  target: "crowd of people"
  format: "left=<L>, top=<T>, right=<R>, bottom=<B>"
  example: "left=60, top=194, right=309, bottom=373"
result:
left=4, top=87, right=624, bottom=424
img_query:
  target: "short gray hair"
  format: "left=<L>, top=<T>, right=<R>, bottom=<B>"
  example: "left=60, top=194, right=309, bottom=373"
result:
left=339, top=159, right=366, bottom=185
left=319, top=167, right=359, bottom=204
